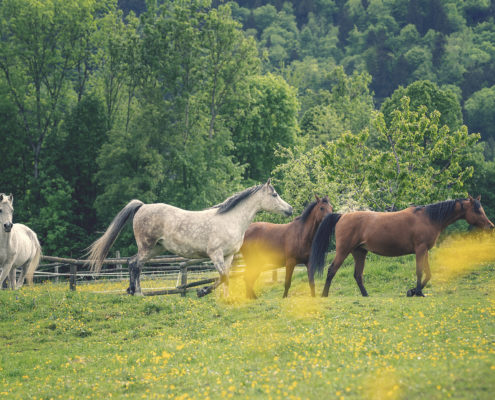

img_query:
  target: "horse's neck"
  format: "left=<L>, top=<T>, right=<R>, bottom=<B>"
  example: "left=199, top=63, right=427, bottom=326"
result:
left=0, top=231, right=12, bottom=255
left=441, top=208, right=466, bottom=229
left=224, top=193, right=264, bottom=232
left=300, top=215, right=320, bottom=244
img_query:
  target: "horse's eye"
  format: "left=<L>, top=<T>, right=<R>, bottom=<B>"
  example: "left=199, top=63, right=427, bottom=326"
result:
left=272, top=193, right=278, bottom=197
left=0, top=209, right=2, bottom=213
left=320, top=207, right=324, bottom=211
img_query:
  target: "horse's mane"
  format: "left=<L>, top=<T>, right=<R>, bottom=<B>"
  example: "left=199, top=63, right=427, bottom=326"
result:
left=295, top=201, right=317, bottom=222
left=211, top=184, right=264, bottom=214
left=414, top=198, right=481, bottom=222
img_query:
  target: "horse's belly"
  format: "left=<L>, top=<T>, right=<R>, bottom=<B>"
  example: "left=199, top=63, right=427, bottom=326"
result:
left=160, top=239, right=209, bottom=259
left=364, top=241, right=413, bottom=256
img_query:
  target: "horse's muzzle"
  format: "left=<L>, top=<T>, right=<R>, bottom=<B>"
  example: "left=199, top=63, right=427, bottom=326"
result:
left=284, top=207, right=293, bottom=217
left=3, top=223, right=12, bottom=233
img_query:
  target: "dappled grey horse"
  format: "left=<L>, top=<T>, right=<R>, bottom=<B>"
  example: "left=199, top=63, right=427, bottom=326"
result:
left=87, top=179, right=293, bottom=296
left=0, top=193, right=42, bottom=289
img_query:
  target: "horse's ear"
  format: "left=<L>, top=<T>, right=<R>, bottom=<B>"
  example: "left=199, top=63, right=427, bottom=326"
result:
left=476, top=195, right=481, bottom=201
left=0, top=194, right=2, bottom=201
left=8, top=193, right=13, bottom=204
left=468, top=194, right=474, bottom=202
left=314, top=194, right=320, bottom=202
left=265, top=178, right=271, bottom=186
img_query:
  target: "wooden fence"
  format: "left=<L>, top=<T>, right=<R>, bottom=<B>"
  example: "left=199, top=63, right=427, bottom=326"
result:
left=34, top=253, right=257, bottom=296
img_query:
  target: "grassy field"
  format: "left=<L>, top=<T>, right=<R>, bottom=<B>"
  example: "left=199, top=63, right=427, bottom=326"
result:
left=1, top=252, right=494, bottom=400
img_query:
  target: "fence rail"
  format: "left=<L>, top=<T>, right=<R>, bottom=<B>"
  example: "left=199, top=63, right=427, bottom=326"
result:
left=33, top=253, right=251, bottom=296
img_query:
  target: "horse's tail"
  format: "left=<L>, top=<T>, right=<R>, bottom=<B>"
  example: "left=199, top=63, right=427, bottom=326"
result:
left=87, top=200, right=144, bottom=273
left=25, top=230, right=42, bottom=285
left=309, top=213, right=341, bottom=281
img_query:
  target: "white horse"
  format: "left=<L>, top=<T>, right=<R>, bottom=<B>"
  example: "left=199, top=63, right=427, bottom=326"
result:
left=0, top=193, right=42, bottom=289
left=88, top=179, right=293, bottom=296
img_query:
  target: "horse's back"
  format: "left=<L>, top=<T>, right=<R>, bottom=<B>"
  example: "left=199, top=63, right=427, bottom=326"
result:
left=338, top=209, right=423, bottom=256
left=132, top=202, right=226, bottom=257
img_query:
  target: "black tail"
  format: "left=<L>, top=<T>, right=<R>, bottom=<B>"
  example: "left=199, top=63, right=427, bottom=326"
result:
left=309, top=213, right=341, bottom=281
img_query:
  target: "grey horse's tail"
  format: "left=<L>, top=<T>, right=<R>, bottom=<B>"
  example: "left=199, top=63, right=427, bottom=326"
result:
left=87, top=200, right=144, bottom=273
left=25, top=231, right=42, bottom=285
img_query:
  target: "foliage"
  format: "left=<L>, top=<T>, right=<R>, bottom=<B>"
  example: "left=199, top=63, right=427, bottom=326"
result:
left=1, top=0, right=495, bottom=257
left=276, top=97, right=479, bottom=212
left=464, top=85, right=495, bottom=159
left=295, top=66, right=375, bottom=149
left=381, top=80, right=463, bottom=132
left=229, top=74, right=299, bottom=182
left=0, top=0, right=101, bottom=180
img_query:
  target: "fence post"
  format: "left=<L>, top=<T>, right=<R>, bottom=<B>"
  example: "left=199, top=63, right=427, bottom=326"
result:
left=272, top=269, right=278, bottom=283
left=180, top=264, right=188, bottom=297
left=69, top=264, right=77, bottom=291
left=55, top=265, right=59, bottom=283
left=116, top=250, right=122, bottom=280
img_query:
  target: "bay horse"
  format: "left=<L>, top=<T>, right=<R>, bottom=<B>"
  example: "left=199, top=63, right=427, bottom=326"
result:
left=0, top=193, right=42, bottom=289
left=87, top=179, right=293, bottom=296
left=309, top=196, right=494, bottom=297
left=241, top=195, right=332, bottom=299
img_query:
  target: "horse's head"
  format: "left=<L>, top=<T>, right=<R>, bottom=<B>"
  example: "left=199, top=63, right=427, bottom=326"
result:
left=0, top=193, right=14, bottom=233
left=313, top=195, right=333, bottom=223
left=259, top=179, right=293, bottom=217
left=464, top=195, right=494, bottom=230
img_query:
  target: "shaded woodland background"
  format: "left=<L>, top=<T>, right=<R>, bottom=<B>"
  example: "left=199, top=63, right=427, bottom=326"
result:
left=1, top=0, right=495, bottom=256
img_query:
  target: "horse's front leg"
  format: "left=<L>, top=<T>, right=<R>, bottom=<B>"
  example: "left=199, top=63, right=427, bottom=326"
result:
left=0, top=262, right=14, bottom=289
left=8, top=266, right=16, bottom=289
left=198, top=249, right=228, bottom=297
left=408, top=247, right=428, bottom=297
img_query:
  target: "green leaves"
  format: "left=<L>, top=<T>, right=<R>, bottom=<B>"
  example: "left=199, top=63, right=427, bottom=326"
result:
left=276, top=95, right=479, bottom=213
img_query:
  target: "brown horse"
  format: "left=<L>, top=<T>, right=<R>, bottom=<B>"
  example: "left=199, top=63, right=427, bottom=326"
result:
left=241, top=195, right=333, bottom=299
left=309, top=196, right=494, bottom=297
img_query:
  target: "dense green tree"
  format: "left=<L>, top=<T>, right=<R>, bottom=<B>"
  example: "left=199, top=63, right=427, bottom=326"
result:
left=50, top=95, right=109, bottom=236
left=464, top=85, right=495, bottom=159
left=381, top=80, right=463, bottom=132
left=95, top=0, right=258, bottom=222
left=275, top=96, right=479, bottom=212
left=297, top=66, right=375, bottom=148
left=0, top=0, right=101, bottom=180
left=229, top=74, right=299, bottom=182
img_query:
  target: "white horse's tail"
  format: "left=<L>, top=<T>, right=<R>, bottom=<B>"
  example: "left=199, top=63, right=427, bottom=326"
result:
left=25, top=231, right=42, bottom=285
left=87, top=200, right=144, bottom=274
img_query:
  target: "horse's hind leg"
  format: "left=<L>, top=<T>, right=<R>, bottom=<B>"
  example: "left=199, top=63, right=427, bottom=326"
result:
left=351, top=248, right=368, bottom=297
left=127, top=254, right=138, bottom=295
left=244, top=264, right=260, bottom=299
left=282, top=259, right=296, bottom=298
left=421, top=255, right=431, bottom=290
left=16, top=260, right=32, bottom=288
left=408, top=247, right=428, bottom=297
left=322, top=252, right=348, bottom=297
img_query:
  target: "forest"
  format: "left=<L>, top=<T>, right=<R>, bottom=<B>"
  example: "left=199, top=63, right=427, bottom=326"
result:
left=1, top=0, right=495, bottom=257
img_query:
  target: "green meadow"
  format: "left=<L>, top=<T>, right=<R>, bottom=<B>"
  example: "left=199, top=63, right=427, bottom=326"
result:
left=1, top=254, right=494, bottom=400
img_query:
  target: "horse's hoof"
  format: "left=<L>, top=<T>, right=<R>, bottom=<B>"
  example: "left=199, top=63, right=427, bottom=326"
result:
left=415, top=291, right=425, bottom=297
left=126, top=287, right=134, bottom=295
left=407, top=289, right=415, bottom=297
left=197, top=287, right=210, bottom=297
